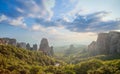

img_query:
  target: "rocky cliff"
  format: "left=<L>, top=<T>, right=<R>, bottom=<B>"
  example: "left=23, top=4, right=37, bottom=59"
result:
left=39, top=38, right=54, bottom=56
left=0, top=38, right=38, bottom=50
left=33, top=44, right=37, bottom=50
left=0, top=38, right=16, bottom=46
left=0, top=37, right=54, bottom=55
left=88, top=31, right=120, bottom=55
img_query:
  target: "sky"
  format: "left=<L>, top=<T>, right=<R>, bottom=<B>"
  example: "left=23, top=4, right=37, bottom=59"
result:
left=0, top=0, right=120, bottom=46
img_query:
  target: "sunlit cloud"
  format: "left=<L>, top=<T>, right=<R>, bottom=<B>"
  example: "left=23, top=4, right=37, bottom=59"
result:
left=9, top=17, right=27, bottom=28
left=32, top=24, right=45, bottom=31
left=0, top=15, right=8, bottom=22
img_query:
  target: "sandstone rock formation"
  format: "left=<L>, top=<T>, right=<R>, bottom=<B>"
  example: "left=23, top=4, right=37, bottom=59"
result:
left=65, top=44, right=75, bottom=55
left=8, top=38, right=17, bottom=46
left=49, top=46, right=54, bottom=56
left=0, top=37, right=39, bottom=51
left=96, top=33, right=110, bottom=54
left=0, top=38, right=6, bottom=45
left=17, top=42, right=26, bottom=49
left=39, top=38, right=54, bottom=56
left=33, top=44, right=37, bottom=50
left=26, top=43, right=31, bottom=50
left=88, top=41, right=98, bottom=55
left=0, top=38, right=16, bottom=46
left=39, top=38, right=49, bottom=53
left=88, top=31, right=120, bottom=55
left=69, top=45, right=75, bottom=50
left=109, top=31, right=120, bottom=54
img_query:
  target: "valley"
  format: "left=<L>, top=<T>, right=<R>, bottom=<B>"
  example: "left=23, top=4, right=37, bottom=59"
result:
left=1, top=31, right=120, bottom=74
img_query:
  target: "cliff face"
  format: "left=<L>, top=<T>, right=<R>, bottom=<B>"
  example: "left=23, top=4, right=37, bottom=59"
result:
left=88, top=41, right=98, bottom=55
left=0, top=38, right=16, bottom=46
left=39, top=38, right=49, bottom=53
left=17, top=42, right=26, bottom=49
left=33, top=44, right=37, bottom=50
left=96, top=33, right=110, bottom=54
left=0, top=38, right=38, bottom=50
left=0, top=38, right=6, bottom=45
left=88, top=31, right=120, bottom=55
left=109, top=31, right=120, bottom=54
left=39, top=38, right=54, bottom=56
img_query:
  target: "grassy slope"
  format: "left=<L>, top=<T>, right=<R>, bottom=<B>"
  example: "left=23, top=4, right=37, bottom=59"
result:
left=1, top=45, right=120, bottom=74
left=0, top=45, right=59, bottom=66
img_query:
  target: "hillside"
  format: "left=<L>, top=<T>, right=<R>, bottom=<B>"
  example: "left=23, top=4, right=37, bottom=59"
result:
left=1, top=45, right=120, bottom=74
left=0, top=45, right=63, bottom=74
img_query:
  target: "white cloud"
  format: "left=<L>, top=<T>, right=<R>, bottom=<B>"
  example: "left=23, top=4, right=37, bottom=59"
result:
left=0, top=14, right=27, bottom=29
left=9, top=17, right=27, bottom=28
left=24, top=0, right=45, bottom=18
left=31, top=23, right=65, bottom=35
left=32, top=24, right=45, bottom=31
left=0, top=15, right=8, bottom=22
left=31, top=23, right=97, bottom=45
left=31, top=24, right=97, bottom=46
left=20, top=0, right=55, bottom=21
left=31, top=24, right=63, bottom=33
left=62, top=3, right=89, bottom=22
left=43, top=0, right=55, bottom=20
left=63, top=16, right=70, bottom=22
left=16, top=7, right=24, bottom=13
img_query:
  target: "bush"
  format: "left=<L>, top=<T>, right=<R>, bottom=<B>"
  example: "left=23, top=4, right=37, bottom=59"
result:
left=74, top=59, right=103, bottom=74
left=65, top=70, right=75, bottom=74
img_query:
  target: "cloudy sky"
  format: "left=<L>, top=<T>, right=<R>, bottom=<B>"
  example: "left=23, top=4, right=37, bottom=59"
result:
left=0, top=0, right=120, bottom=46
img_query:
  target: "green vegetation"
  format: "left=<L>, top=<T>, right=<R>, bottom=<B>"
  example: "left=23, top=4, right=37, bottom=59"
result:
left=1, top=45, right=120, bottom=74
left=0, top=45, right=64, bottom=74
left=54, top=45, right=87, bottom=63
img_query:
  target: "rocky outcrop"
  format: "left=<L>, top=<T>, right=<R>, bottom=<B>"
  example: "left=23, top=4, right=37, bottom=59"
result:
left=109, top=31, right=120, bottom=54
left=33, top=44, right=37, bottom=50
left=26, top=43, right=37, bottom=50
left=50, top=46, right=54, bottom=56
left=39, top=38, right=49, bottom=53
left=96, top=33, right=110, bottom=54
left=88, top=31, right=120, bottom=55
left=65, top=44, right=75, bottom=55
left=8, top=38, right=17, bottom=46
left=17, top=42, right=26, bottom=49
left=88, top=41, right=98, bottom=55
left=117, top=40, right=120, bottom=53
left=0, top=38, right=6, bottom=45
left=26, top=43, right=31, bottom=50
left=39, top=38, right=54, bottom=56
left=69, top=45, right=75, bottom=50
left=0, top=38, right=16, bottom=46
left=0, top=37, right=54, bottom=54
